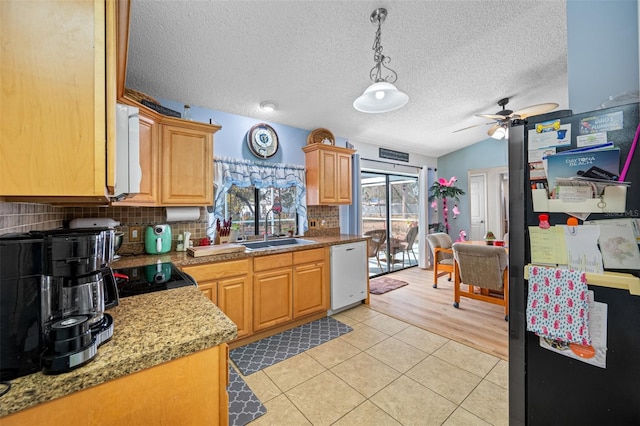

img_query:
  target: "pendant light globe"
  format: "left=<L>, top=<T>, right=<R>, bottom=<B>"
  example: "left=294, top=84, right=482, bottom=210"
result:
left=353, top=82, right=409, bottom=113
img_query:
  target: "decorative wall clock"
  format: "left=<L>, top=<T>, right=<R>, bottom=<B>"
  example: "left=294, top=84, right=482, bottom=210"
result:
left=247, top=123, right=279, bottom=159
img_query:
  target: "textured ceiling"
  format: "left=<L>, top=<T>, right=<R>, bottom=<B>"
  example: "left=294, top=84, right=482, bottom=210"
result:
left=126, top=0, right=569, bottom=158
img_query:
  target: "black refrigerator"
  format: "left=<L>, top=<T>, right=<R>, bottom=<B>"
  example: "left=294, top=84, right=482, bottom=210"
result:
left=508, top=102, right=640, bottom=425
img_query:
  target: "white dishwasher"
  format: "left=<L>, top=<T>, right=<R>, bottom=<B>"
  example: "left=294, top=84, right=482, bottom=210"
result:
left=330, top=241, right=367, bottom=314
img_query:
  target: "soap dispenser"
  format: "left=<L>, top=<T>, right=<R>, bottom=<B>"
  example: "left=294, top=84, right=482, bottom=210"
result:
left=176, top=234, right=185, bottom=252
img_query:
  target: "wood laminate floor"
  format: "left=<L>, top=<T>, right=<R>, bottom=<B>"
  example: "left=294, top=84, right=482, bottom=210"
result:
left=368, top=267, right=509, bottom=360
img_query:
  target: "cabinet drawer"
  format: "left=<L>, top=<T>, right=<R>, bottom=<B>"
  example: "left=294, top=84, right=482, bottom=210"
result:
left=182, top=259, right=249, bottom=281
left=253, top=253, right=292, bottom=272
left=293, top=248, right=325, bottom=264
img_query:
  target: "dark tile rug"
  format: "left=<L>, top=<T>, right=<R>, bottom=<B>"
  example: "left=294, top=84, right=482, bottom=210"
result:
left=228, top=365, right=266, bottom=426
left=230, top=316, right=353, bottom=376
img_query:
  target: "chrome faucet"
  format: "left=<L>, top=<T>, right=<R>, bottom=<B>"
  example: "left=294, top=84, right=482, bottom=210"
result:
left=264, top=208, right=275, bottom=241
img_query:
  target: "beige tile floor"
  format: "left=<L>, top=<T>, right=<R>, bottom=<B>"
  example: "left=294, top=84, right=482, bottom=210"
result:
left=236, top=305, right=509, bottom=426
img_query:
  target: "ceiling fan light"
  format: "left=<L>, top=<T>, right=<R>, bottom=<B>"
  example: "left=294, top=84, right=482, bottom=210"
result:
left=491, top=125, right=508, bottom=140
left=354, top=82, right=409, bottom=113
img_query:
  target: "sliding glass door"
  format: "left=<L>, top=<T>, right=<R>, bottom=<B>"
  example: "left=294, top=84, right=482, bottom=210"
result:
left=361, top=171, right=419, bottom=277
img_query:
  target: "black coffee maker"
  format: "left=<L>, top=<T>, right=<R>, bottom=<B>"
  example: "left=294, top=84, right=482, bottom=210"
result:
left=0, top=228, right=118, bottom=380
left=40, top=229, right=119, bottom=373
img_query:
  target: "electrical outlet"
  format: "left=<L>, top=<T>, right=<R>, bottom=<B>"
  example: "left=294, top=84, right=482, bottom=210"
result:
left=308, top=218, right=318, bottom=229
left=129, top=226, right=142, bottom=242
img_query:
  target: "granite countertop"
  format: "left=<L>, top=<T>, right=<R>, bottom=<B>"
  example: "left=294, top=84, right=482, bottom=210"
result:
left=0, top=287, right=237, bottom=418
left=114, top=234, right=368, bottom=268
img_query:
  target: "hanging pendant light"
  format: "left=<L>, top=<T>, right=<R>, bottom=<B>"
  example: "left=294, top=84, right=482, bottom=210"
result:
left=353, top=8, right=409, bottom=113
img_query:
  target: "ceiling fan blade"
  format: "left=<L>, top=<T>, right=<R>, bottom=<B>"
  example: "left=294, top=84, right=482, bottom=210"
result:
left=453, top=122, right=493, bottom=133
left=487, top=123, right=501, bottom=137
left=512, top=102, right=559, bottom=119
left=475, top=113, right=509, bottom=121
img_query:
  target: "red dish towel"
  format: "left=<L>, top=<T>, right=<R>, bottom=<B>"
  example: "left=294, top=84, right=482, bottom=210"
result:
left=526, top=265, right=591, bottom=345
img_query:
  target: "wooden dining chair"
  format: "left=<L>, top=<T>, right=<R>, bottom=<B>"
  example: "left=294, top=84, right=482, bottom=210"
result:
left=426, top=232, right=454, bottom=288
left=451, top=242, right=509, bottom=321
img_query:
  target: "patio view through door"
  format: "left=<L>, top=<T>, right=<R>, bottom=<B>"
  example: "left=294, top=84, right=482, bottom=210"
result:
left=361, top=171, right=419, bottom=277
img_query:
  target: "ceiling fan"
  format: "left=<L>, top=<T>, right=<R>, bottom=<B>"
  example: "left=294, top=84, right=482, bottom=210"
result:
left=454, top=98, right=559, bottom=139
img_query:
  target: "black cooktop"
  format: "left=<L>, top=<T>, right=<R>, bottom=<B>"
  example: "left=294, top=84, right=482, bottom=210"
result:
left=112, top=262, right=196, bottom=298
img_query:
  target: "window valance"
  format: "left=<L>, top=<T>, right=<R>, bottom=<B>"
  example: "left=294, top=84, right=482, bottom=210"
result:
left=210, top=157, right=307, bottom=236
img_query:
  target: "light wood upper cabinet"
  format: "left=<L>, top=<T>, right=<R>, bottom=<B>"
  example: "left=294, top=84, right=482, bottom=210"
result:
left=303, top=145, right=355, bottom=205
left=160, top=123, right=213, bottom=205
left=335, top=150, right=353, bottom=203
left=0, top=0, right=115, bottom=203
left=112, top=104, right=218, bottom=207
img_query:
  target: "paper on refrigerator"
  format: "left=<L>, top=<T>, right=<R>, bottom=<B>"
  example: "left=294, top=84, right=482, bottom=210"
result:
left=587, top=219, right=640, bottom=269
left=561, top=224, right=604, bottom=273
left=528, top=225, right=604, bottom=273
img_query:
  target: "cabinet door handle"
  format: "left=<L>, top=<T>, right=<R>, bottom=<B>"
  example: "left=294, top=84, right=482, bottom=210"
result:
left=346, top=248, right=355, bottom=251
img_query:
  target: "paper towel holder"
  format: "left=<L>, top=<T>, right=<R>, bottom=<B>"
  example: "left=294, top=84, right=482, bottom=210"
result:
left=165, top=206, right=201, bottom=222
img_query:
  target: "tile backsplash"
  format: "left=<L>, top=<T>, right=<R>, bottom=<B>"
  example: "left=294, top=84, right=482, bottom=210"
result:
left=0, top=201, right=66, bottom=234
left=0, top=201, right=343, bottom=250
left=0, top=201, right=209, bottom=254
left=64, top=206, right=209, bottom=247
left=305, top=205, right=340, bottom=237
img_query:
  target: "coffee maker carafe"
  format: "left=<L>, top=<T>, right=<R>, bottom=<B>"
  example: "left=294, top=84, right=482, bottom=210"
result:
left=40, top=229, right=118, bottom=373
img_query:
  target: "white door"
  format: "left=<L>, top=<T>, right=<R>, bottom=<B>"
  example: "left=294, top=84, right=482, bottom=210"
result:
left=470, top=174, right=487, bottom=240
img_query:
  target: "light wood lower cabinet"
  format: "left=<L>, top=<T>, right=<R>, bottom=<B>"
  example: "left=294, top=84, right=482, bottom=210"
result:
left=182, top=248, right=329, bottom=343
left=182, top=260, right=251, bottom=338
left=217, top=276, right=251, bottom=338
left=253, top=253, right=293, bottom=332
left=1, top=344, right=229, bottom=426
left=253, top=269, right=293, bottom=332
left=293, top=248, right=328, bottom=318
left=197, top=280, right=218, bottom=305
